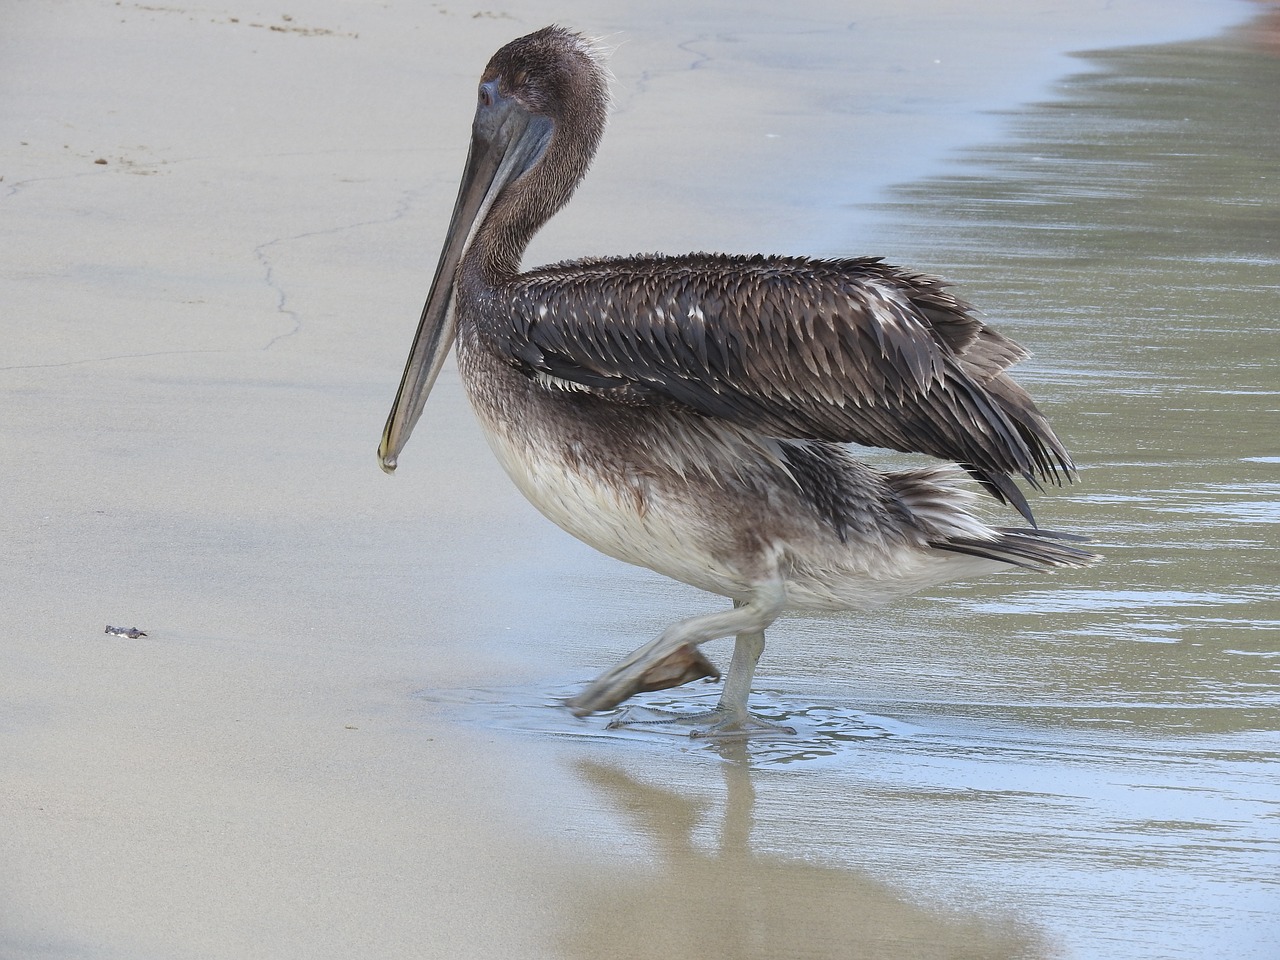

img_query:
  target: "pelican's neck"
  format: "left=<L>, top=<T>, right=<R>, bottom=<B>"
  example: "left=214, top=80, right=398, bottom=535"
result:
left=467, top=113, right=604, bottom=290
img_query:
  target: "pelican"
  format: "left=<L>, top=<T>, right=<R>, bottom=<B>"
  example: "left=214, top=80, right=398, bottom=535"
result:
left=379, top=26, right=1095, bottom=737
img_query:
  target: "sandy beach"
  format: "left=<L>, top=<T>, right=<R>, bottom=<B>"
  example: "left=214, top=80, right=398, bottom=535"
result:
left=2, top=1, right=1272, bottom=958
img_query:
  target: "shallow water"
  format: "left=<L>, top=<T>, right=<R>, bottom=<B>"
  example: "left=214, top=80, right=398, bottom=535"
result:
left=433, top=15, right=1280, bottom=960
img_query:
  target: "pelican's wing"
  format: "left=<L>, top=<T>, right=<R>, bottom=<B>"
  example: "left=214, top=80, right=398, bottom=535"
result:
left=487, top=253, right=1075, bottom=520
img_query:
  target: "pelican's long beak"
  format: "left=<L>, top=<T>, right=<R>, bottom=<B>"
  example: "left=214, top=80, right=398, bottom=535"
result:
left=378, top=86, right=552, bottom=473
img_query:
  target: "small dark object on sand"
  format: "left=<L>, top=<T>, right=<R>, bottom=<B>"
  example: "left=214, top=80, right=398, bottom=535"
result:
left=104, top=625, right=147, bottom=639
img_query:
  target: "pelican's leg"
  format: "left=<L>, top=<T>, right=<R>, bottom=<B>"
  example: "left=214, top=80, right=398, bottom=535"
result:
left=567, top=578, right=790, bottom=737
left=681, top=612, right=796, bottom=738
left=717, top=601, right=764, bottom=721
left=594, top=615, right=798, bottom=738
left=617, top=605, right=793, bottom=738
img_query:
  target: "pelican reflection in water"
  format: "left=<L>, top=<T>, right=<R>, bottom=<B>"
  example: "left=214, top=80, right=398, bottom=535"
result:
left=379, top=26, right=1095, bottom=737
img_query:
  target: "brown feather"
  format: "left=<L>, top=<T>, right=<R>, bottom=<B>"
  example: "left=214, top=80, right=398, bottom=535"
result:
left=475, top=253, right=1075, bottom=523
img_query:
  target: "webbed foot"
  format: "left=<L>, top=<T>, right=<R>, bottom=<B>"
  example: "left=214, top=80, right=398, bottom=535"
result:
left=567, top=643, right=720, bottom=716
left=608, top=703, right=797, bottom=740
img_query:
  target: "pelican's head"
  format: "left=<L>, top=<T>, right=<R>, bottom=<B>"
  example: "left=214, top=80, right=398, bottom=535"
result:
left=378, top=26, right=610, bottom=473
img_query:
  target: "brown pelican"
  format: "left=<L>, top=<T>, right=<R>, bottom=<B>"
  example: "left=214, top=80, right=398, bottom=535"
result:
left=379, top=26, right=1094, bottom=737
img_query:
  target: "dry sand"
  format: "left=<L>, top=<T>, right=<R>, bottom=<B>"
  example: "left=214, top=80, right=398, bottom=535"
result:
left=0, top=1, right=1252, bottom=957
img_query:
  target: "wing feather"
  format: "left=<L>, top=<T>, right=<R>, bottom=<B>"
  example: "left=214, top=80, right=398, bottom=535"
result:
left=481, top=253, right=1074, bottom=520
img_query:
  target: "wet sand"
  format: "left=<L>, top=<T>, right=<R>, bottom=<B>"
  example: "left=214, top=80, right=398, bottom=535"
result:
left=1, top=2, right=1272, bottom=958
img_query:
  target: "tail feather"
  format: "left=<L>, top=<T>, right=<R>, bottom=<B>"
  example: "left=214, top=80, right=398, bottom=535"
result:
left=933, top=529, right=1099, bottom=571
left=887, top=465, right=1097, bottom=570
